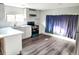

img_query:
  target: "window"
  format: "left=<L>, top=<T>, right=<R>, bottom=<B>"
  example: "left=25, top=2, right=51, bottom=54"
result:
left=6, top=14, right=25, bottom=26
left=16, top=14, right=25, bottom=26
left=16, top=14, right=25, bottom=22
left=7, top=15, right=15, bottom=23
left=53, top=26, right=61, bottom=34
left=45, top=15, right=78, bottom=39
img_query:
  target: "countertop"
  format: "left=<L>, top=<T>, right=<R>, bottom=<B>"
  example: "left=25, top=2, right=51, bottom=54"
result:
left=0, top=27, right=23, bottom=38
left=13, top=25, right=31, bottom=28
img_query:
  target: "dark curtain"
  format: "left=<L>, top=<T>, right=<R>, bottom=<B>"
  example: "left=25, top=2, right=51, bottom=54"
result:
left=45, top=15, right=78, bottom=39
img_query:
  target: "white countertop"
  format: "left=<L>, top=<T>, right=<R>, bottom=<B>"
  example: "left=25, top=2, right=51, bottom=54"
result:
left=13, top=25, right=31, bottom=28
left=0, top=27, right=23, bottom=38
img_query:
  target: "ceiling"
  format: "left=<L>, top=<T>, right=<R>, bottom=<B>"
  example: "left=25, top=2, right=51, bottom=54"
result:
left=4, top=3, right=79, bottom=10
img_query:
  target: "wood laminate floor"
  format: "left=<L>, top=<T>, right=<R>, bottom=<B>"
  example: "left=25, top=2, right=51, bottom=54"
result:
left=22, top=34, right=75, bottom=55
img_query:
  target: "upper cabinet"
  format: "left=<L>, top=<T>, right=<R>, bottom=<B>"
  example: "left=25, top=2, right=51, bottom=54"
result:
left=0, top=3, right=8, bottom=28
left=29, top=8, right=39, bottom=17
left=0, top=3, right=5, bottom=21
left=26, top=8, right=40, bottom=19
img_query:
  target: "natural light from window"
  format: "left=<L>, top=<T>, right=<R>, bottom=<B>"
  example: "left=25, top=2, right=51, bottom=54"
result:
left=53, top=26, right=65, bottom=35
left=7, top=15, right=16, bottom=22
left=7, top=14, right=25, bottom=26
left=16, top=14, right=25, bottom=22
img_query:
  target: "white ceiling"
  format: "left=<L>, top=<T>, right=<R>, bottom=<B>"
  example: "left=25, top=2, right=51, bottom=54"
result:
left=4, top=3, right=79, bottom=10
left=23, top=3, right=79, bottom=10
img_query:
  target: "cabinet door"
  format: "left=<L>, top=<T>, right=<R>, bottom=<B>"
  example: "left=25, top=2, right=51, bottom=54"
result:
left=0, top=38, right=5, bottom=55
left=4, top=34, right=22, bottom=55
left=76, top=33, right=79, bottom=55
left=15, top=26, right=32, bottom=39
left=0, top=3, right=5, bottom=21
left=25, top=26, right=31, bottom=38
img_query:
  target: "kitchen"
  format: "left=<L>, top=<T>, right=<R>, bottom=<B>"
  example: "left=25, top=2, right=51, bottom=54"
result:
left=0, top=3, right=40, bottom=55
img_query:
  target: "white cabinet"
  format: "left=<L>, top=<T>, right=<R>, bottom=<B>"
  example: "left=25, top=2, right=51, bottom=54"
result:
left=0, top=3, right=5, bottom=21
left=0, top=27, right=23, bottom=55
left=2, top=34, right=22, bottom=55
left=14, top=25, right=31, bottom=39
left=76, top=32, right=79, bottom=55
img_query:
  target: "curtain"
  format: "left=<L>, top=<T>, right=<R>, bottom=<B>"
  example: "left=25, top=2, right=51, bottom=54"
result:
left=45, top=15, right=78, bottom=39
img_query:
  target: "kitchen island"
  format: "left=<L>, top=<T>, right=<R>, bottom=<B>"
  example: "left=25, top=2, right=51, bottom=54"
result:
left=0, top=27, right=23, bottom=55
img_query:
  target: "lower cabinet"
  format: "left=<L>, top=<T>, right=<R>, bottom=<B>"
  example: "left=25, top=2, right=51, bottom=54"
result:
left=1, top=34, right=22, bottom=55
left=14, top=25, right=32, bottom=39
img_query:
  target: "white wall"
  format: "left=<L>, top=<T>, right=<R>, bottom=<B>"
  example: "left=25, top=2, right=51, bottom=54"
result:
left=0, top=4, right=26, bottom=28
left=39, top=6, right=79, bottom=34
left=4, top=5, right=25, bottom=27
left=5, top=5, right=25, bottom=15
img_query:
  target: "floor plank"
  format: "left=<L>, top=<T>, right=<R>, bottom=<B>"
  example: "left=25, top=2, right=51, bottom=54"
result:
left=22, top=34, right=75, bottom=55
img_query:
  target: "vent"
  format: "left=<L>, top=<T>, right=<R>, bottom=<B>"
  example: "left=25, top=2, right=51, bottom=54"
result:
left=29, top=14, right=37, bottom=17
left=29, top=8, right=36, bottom=11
